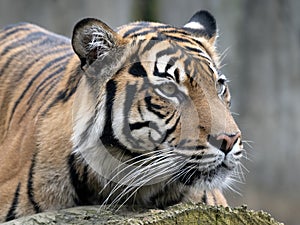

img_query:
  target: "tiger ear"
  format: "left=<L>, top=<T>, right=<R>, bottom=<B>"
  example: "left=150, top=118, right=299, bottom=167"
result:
left=183, top=10, right=217, bottom=45
left=72, top=18, right=128, bottom=70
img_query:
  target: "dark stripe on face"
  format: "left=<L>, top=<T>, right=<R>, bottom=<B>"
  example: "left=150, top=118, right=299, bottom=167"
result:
left=164, top=29, right=191, bottom=36
left=129, top=62, right=147, bottom=77
left=160, top=116, right=180, bottom=144
left=122, top=26, right=146, bottom=38
left=129, top=121, right=150, bottom=130
left=100, top=80, right=141, bottom=158
left=181, top=145, right=207, bottom=150
left=99, top=79, right=117, bottom=146
left=5, top=183, right=21, bottom=221
left=144, top=96, right=165, bottom=119
left=153, top=61, right=174, bottom=80
left=68, top=154, right=94, bottom=205
left=185, top=46, right=204, bottom=55
left=140, top=36, right=166, bottom=55
left=165, top=111, right=176, bottom=125
left=122, top=83, right=142, bottom=148
left=174, top=68, right=180, bottom=84
left=27, top=153, right=41, bottom=213
left=155, top=47, right=178, bottom=59
left=165, top=35, right=195, bottom=46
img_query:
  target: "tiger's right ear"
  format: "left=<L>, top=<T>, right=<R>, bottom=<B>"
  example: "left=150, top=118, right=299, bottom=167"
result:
left=72, top=18, right=128, bottom=69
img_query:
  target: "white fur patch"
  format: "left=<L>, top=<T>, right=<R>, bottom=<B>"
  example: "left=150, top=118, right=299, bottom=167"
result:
left=184, top=21, right=205, bottom=30
left=86, top=25, right=115, bottom=58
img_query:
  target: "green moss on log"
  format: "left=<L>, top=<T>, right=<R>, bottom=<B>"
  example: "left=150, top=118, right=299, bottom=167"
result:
left=3, top=204, right=284, bottom=225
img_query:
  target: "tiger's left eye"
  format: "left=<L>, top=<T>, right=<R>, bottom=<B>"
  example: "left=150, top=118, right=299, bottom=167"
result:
left=216, top=81, right=225, bottom=95
left=216, top=75, right=227, bottom=96
left=159, top=82, right=177, bottom=96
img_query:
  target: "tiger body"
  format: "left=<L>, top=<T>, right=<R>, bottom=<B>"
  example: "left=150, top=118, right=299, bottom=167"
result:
left=0, top=11, right=243, bottom=221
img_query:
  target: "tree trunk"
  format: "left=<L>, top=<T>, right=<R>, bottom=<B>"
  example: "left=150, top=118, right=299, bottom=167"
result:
left=3, top=204, right=283, bottom=225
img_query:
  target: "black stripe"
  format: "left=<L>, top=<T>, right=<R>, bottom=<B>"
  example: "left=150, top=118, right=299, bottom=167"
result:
left=160, top=116, right=180, bottom=143
left=41, top=65, right=81, bottom=117
left=202, top=190, right=208, bottom=204
left=122, top=83, right=139, bottom=147
left=164, top=29, right=191, bottom=36
left=129, top=62, right=147, bottom=77
left=0, top=26, right=30, bottom=41
left=165, top=35, right=195, bottom=45
left=0, top=37, right=46, bottom=77
left=100, top=80, right=140, bottom=157
left=165, top=111, right=176, bottom=124
left=27, top=153, right=41, bottom=213
left=185, top=46, right=204, bottom=54
left=122, top=26, right=148, bottom=38
left=19, top=65, right=67, bottom=123
left=27, top=61, right=68, bottom=106
left=177, top=145, right=208, bottom=151
left=100, top=79, right=117, bottom=145
left=9, top=53, right=73, bottom=124
left=190, top=37, right=206, bottom=49
left=140, top=35, right=168, bottom=55
left=0, top=36, right=69, bottom=78
left=174, top=68, right=180, bottom=84
left=68, top=154, right=94, bottom=205
left=144, top=96, right=165, bottom=119
left=99, top=81, right=145, bottom=160
left=153, top=61, right=176, bottom=80
left=0, top=24, right=29, bottom=37
left=1, top=32, right=46, bottom=57
left=5, top=183, right=21, bottom=221
left=129, top=121, right=150, bottom=130
left=156, top=47, right=178, bottom=59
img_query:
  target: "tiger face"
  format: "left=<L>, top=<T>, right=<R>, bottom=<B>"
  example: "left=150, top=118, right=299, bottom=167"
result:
left=71, top=11, right=243, bottom=205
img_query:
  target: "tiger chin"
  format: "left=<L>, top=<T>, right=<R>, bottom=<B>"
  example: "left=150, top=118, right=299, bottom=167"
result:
left=0, top=10, right=244, bottom=221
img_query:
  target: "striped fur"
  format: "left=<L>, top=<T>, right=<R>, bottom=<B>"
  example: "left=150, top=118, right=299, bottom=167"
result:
left=0, top=11, right=243, bottom=221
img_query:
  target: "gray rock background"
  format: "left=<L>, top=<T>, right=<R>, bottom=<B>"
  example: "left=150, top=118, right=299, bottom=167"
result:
left=1, top=0, right=299, bottom=224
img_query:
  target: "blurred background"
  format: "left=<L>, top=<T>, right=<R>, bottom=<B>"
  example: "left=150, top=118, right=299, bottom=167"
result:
left=1, top=0, right=299, bottom=224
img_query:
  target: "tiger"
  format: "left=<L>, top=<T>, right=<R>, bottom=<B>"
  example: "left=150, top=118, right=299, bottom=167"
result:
left=0, top=10, right=243, bottom=221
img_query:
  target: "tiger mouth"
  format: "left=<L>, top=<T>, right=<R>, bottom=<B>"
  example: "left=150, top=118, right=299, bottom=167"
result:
left=176, top=162, right=230, bottom=186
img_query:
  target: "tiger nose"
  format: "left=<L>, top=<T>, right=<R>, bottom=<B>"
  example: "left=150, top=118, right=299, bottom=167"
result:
left=216, top=132, right=241, bottom=154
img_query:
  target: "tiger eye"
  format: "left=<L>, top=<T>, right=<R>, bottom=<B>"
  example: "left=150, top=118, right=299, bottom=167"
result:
left=160, top=83, right=177, bottom=96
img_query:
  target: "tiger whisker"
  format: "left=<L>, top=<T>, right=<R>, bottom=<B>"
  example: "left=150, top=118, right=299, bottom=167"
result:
left=98, top=149, right=174, bottom=196
left=100, top=151, right=179, bottom=209
left=224, top=178, right=242, bottom=196
left=108, top=160, right=178, bottom=210
left=112, top=165, right=177, bottom=211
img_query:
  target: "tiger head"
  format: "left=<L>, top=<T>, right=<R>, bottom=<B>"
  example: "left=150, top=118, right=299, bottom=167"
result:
left=71, top=11, right=243, bottom=206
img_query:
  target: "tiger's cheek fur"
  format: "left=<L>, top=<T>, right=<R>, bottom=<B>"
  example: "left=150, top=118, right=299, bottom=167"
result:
left=111, top=76, right=181, bottom=152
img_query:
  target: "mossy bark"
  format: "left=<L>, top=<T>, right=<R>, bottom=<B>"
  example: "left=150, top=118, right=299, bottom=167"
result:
left=2, top=204, right=283, bottom=225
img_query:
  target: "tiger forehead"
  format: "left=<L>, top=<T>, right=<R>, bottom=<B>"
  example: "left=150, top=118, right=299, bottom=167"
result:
left=118, top=22, right=220, bottom=83
left=117, top=21, right=219, bottom=65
